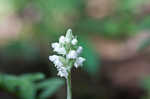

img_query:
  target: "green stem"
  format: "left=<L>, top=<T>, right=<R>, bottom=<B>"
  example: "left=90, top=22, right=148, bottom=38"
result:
left=67, top=73, right=72, bottom=99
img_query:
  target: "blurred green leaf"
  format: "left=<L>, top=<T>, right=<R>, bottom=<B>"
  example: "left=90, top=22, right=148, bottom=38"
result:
left=19, top=80, right=36, bottom=99
left=75, top=16, right=137, bottom=39
left=0, top=74, right=36, bottom=99
left=117, top=0, right=148, bottom=12
left=20, top=73, right=45, bottom=82
left=0, top=74, right=19, bottom=92
left=0, top=73, right=64, bottom=99
left=37, top=78, right=64, bottom=99
left=32, top=0, right=80, bottom=38
left=78, top=37, right=100, bottom=75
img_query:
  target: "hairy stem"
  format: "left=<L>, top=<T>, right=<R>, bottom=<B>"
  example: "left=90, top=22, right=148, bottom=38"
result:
left=67, top=73, right=72, bottom=99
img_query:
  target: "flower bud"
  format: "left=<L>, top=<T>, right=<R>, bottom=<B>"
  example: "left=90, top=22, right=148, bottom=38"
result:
left=74, top=57, right=86, bottom=68
left=65, top=29, right=73, bottom=43
left=77, top=46, right=83, bottom=54
left=72, top=38, right=78, bottom=45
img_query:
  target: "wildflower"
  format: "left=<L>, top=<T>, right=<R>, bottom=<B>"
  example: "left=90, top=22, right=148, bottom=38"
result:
left=74, top=57, right=86, bottom=68
left=67, top=50, right=78, bottom=59
left=49, top=55, right=58, bottom=62
left=49, top=29, right=85, bottom=78
left=49, top=28, right=86, bottom=99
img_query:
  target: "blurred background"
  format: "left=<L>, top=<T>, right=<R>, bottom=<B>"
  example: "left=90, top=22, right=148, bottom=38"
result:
left=1, top=0, right=150, bottom=99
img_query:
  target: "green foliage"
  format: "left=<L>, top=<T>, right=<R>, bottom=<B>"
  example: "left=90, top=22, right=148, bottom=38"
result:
left=79, top=37, right=100, bottom=75
left=0, top=73, right=64, bottom=99
left=2, top=0, right=149, bottom=39
left=37, top=78, right=64, bottom=99
left=1, top=40, right=39, bottom=60
left=116, top=0, right=147, bottom=12
left=75, top=0, right=149, bottom=39
left=76, top=16, right=137, bottom=39
left=31, top=0, right=81, bottom=38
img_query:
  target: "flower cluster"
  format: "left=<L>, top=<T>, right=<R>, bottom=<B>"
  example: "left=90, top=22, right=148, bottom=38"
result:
left=49, top=29, right=86, bottom=79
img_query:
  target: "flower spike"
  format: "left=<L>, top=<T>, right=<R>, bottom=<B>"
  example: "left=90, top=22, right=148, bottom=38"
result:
left=49, top=29, right=85, bottom=78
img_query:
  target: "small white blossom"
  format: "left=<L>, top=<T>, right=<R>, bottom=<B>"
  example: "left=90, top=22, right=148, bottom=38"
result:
left=49, top=55, right=58, bottom=62
left=67, top=50, right=78, bottom=59
left=51, top=43, right=66, bottom=55
left=59, top=36, right=66, bottom=44
left=54, top=59, right=63, bottom=68
left=77, top=46, right=83, bottom=54
left=72, top=38, right=78, bottom=45
left=52, top=42, right=59, bottom=49
left=49, top=55, right=63, bottom=67
left=57, top=67, right=68, bottom=78
left=74, top=57, right=86, bottom=68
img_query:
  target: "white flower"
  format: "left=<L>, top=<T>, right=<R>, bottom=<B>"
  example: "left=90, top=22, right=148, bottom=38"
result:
left=49, top=28, right=86, bottom=79
left=67, top=50, right=78, bottom=59
left=52, top=42, right=59, bottom=49
left=77, top=46, right=83, bottom=54
left=59, top=36, right=66, bottom=44
left=57, top=67, right=68, bottom=78
left=72, top=38, right=78, bottom=45
left=58, top=47, right=66, bottom=55
left=51, top=43, right=66, bottom=55
left=49, top=55, right=68, bottom=78
left=49, top=55, right=63, bottom=68
left=54, top=59, right=63, bottom=67
left=74, top=57, right=86, bottom=68
left=49, top=55, right=58, bottom=62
